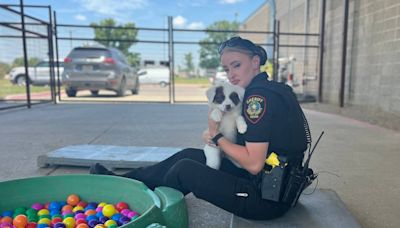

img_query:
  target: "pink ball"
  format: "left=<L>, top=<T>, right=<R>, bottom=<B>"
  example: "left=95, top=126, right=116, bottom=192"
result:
left=127, top=211, right=138, bottom=218
left=74, top=213, right=86, bottom=220
left=32, top=203, right=44, bottom=211
left=95, top=207, right=103, bottom=213
left=120, top=209, right=130, bottom=216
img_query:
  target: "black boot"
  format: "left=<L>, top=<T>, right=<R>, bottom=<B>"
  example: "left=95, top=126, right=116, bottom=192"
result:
left=89, top=163, right=116, bottom=175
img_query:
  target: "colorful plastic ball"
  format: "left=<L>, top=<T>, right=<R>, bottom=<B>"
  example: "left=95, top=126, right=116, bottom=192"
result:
left=97, top=202, right=107, bottom=207
left=13, top=214, right=28, bottom=228
left=88, top=219, right=99, bottom=227
left=0, top=217, right=12, bottom=224
left=87, top=202, right=98, bottom=209
left=27, top=214, right=38, bottom=223
left=62, top=217, right=75, bottom=228
left=77, top=201, right=88, bottom=208
left=51, top=217, right=63, bottom=226
left=26, top=208, right=38, bottom=216
left=93, top=225, right=104, bottom=228
left=127, top=211, right=138, bottom=218
left=0, top=222, right=12, bottom=228
left=115, top=202, right=129, bottom=212
left=95, top=212, right=103, bottom=218
left=66, top=194, right=80, bottom=206
left=118, top=216, right=131, bottom=224
left=111, top=213, right=121, bottom=221
left=36, top=224, right=49, bottom=228
left=86, top=215, right=97, bottom=222
left=75, top=213, right=86, bottom=220
left=38, top=214, right=51, bottom=220
left=85, top=210, right=96, bottom=216
left=61, top=210, right=73, bottom=216
left=120, top=209, right=130, bottom=216
left=44, top=203, right=50, bottom=210
left=61, top=205, right=73, bottom=212
left=37, top=218, right=51, bottom=225
left=37, top=209, right=50, bottom=216
left=53, top=222, right=66, bottom=228
left=48, top=202, right=61, bottom=211
left=51, top=214, right=62, bottom=220
left=104, top=220, right=117, bottom=228
left=102, top=205, right=117, bottom=218
left=14, top=207, right=26, bottom=216
left=76, top=224, right=89, bottom=228
left=26, top=222, right=37, bottom=228
left=95, top=207, right=103, bottom=213
left=75, top=218, right=86, bottom=226
left=1, top=211, right=13, bottom=217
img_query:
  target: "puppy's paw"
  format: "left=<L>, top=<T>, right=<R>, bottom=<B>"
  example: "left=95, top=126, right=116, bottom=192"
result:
left=236, top=116, right=247, bottom=133
left=210, top=109, right=223, bottom=122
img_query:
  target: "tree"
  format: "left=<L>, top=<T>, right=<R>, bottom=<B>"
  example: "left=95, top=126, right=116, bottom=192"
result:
left=184, top=52, right=194, bottom=74
left=12, top=57, right=41, bottom=67
left=199, top=20, right=239, bottom=69
left=91, top=18, right=140, bottom=67
left=0, top=61, right=11, bottom=79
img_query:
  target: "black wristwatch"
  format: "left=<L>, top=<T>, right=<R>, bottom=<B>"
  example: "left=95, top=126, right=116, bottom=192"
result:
left=212, top=133, right=224, bottom=146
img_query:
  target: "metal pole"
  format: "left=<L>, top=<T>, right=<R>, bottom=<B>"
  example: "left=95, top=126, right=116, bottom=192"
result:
left=53, top=10, right=62, bottom=101
left=272, top=19, right=276, bottom=81
left=20, top=0, right=31, bottom=108
left=168, top=16, right=175, bottom=104
left=339, top=0, right=349, bottom=107
left=318, top=0, right=326, bottom=102
left=47, top=6, right=56, bottom=104
left=276, top=20, right=280, bottom=82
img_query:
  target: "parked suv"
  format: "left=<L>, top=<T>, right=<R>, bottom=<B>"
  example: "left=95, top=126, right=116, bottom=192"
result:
left=8, top=60, right=64, bottom=86
left=62, top=47, right=139, bottom=97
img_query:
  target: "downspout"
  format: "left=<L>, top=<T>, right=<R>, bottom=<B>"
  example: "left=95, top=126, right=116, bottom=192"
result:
left=266, top=0, right=276, bottom=79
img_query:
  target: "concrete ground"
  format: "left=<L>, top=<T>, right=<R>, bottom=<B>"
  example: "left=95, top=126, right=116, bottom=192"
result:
left=0, top=103, right=399, bottom=227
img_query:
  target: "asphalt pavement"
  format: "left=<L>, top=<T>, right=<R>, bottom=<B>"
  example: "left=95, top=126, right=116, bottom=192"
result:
left=0, top=103, right=399, bottom=228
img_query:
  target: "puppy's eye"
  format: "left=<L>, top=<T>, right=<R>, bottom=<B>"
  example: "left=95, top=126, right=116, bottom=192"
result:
left=229, top=92, right=240, bottom=105
left=213, top=86, right=225, bottom=104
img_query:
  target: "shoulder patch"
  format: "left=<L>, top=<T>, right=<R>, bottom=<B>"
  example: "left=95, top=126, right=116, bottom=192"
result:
left=244, top=95, right=266, bottom=124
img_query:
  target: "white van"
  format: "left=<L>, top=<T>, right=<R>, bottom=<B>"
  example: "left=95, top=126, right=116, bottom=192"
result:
left=138, top=66, right=170, bottom=87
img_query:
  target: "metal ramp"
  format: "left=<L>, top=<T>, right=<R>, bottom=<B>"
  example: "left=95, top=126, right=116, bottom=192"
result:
left=37, top=145, right=182, bottom=169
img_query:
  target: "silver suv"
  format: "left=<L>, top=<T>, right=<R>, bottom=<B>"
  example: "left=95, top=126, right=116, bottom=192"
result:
left=62, top=47, right=139, bottom=97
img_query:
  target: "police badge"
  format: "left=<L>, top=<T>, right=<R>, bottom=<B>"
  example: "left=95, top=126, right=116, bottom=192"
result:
left=245, top=95, right=266, bottom=124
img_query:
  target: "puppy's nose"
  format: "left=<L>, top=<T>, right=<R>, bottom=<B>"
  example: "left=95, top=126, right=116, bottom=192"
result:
left=225, top=104, right=231, bottom=111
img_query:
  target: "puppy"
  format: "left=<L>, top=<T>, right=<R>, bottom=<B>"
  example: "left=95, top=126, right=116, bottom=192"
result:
left=204, top=81, right=247, bottom=169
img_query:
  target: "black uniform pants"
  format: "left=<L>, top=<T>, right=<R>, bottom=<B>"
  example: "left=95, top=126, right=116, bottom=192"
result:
left=121, top=148, right=289, bottom=220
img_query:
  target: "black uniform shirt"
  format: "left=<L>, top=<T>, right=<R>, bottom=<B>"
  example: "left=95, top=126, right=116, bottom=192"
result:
left=237, top=72, right=307, bottom=156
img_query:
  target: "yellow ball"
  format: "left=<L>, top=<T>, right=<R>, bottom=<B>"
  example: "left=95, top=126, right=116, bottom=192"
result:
left=98, top=202, right=107, bottom=207
left=72, top=206, right=84, bottom=213
left=37, top=209, right=50, bottom=216
left=63, top=217, right=75, bottom=228
left=104, top=220, right=117, bottom=228
left=38, top=218, right=51, bottom=225
left=94, top=225, right=105, bottom=228
left=102, top=204, right=116, bottom=217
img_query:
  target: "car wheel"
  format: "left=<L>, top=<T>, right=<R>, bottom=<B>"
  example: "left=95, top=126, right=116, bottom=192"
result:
left=160, top=81, right=167, bottom=87
left=91, top=90, right=99, bottom=96
left=117, top=77, right=126, bottom=97
left=131, top=78, right=139, bottom=95
left=15, top=75, right=27, bottom=86
left=66, top=88, right=77, bottom=97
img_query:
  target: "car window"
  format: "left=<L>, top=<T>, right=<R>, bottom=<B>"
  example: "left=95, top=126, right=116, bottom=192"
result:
left=36, top=62, right=49, bottom=67
left=68, top=48, right=111, bottom=58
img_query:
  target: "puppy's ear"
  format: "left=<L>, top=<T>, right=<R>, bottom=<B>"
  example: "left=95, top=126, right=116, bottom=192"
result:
left=206, top=86, right=216, bottom=103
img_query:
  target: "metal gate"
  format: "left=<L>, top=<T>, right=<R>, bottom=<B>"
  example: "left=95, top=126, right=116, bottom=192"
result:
left=0, top=3, right=57, bottom=110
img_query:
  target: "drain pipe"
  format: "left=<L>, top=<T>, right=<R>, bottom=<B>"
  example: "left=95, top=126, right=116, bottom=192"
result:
left=339, top=0, right=349, bottom=107
left=266, top=0, right=276, bottom=79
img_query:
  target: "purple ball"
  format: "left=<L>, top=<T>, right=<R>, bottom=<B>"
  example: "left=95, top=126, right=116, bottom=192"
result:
left=32, top=203, right=44, bottom=211
left=74, top=213, right=86, bottom=220
left=95, top=207, right=103, bottom=213
left=120, top=209, right=130, bottom=216
left=0, top=222, right=12, bottom=228
left=99, top=216, right=109, bottom=224
left=88, top=219, right=99, bottom=228
left=127, top=211, right=138, bottom=218
left=119, top=216, right=131, bottom=224
left=53, top=222, right=66, bottom=228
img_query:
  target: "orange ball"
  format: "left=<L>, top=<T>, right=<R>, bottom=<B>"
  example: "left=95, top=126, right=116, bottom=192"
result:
left=62, top=204, right=73, bottom=212
left=13, top=214, right=28, bottom=228
left=0, top=216, right=12, bottom=224
left=76, top=224, right=89, bottom=228
left=67, top=194, right=80, bottom=206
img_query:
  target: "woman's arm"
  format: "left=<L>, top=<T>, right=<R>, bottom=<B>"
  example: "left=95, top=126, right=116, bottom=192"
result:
left=217, top=137, right=268, bottom=175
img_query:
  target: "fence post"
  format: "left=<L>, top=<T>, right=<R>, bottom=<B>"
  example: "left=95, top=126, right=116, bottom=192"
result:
left=168, top=16, right=175, bottom=104
left=19, top=0, right=31, bottom=108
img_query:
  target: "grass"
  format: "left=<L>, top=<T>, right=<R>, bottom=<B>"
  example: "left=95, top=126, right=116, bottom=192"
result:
left=0, top=79, right=50, bottom=99
left=174, top=76, right=210, bottom=85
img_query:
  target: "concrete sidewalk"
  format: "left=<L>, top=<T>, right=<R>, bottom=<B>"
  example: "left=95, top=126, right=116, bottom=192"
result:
left=0, top=103, right=399, bottom=227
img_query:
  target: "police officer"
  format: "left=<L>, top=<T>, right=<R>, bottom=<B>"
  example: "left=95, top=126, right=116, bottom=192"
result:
left=91, top=36, right=309, bottom=220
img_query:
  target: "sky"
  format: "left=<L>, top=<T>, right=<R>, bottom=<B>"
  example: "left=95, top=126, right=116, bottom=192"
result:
left=0, top=0, right=267, bottom=67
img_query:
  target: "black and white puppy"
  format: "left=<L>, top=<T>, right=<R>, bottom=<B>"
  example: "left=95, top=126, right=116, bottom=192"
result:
left=204, top=81, right=247, bottom=169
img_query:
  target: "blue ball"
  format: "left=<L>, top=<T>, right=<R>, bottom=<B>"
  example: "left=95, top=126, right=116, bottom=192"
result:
left=49, top=202, right=61, bottom=211
left=2, top=210, right=13, bottom=217
left=111, top=213, right=121, bottom=221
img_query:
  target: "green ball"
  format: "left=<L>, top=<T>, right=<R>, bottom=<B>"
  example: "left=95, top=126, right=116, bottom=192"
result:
left=26, top=208, right=38, bottom=216
left=39, top=214, right=51, bottom=220
left=28, top=214, right=38, bottom=222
